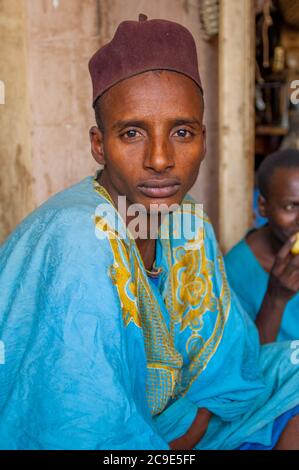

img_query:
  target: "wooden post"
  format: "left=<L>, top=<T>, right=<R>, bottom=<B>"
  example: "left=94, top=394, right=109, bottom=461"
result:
left=218, top=0, right=255, bottom=252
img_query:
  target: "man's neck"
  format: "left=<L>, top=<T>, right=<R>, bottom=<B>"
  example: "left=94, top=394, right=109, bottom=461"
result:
left=97, top=169, right=160, bottom=270
left=136, top=238, right=157, bottom=272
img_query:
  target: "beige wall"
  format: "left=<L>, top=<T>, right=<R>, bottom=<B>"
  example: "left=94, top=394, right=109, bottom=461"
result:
left=26, top=0, right=99, bottom=208
left=0, top=0, right=34, bottom=240
left=0, top=0, right=219, bottom=243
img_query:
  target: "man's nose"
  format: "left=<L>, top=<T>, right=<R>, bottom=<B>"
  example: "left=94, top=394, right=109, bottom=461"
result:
left=143, top=135, right=174, bottom=172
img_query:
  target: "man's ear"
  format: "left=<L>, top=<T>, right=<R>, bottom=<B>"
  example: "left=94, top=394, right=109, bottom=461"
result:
left=258, top=193, right=267, bottom=218
left=89, top=126, right=105, bottom=165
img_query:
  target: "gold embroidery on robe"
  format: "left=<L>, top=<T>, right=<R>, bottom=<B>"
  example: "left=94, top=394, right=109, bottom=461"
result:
left=93, top=177, right=230, bottom=413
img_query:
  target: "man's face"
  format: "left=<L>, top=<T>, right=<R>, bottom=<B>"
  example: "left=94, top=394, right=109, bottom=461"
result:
left=90, top=70, right=206, bottom=212
left=259, top=167, right=299, bottom=243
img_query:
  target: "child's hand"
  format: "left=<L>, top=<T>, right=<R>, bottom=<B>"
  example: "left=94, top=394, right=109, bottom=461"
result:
left=268, top=234, right=299, bottom=303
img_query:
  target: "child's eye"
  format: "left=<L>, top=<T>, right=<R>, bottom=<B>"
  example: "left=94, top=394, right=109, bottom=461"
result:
left=285, top=203, right=295, bottom=211
left=174, top=129, right=193, bottom=138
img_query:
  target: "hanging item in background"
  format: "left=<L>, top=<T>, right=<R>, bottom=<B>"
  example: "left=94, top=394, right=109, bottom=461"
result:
left=198, top=0, right=219, bottom=41
left=272, top=45, right=285, bottom=73
left=262, top=0, right=273, bottom=68
left=255, top=1, right=289, bottom=131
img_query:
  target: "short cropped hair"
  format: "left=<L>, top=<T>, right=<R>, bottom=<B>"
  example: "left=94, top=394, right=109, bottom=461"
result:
left=257, top=149, right=299, bottom=198
left=94, top=95, right=105, bottom=132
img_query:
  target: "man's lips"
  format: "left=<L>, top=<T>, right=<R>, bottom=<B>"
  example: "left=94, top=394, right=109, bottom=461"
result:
left=137, top=179, right=181, bottom=198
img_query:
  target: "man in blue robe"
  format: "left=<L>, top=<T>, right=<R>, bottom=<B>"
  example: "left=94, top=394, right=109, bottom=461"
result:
left=0, top=14, right=299, bottom=449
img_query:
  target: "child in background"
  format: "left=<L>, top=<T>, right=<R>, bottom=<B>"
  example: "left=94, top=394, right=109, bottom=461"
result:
left=225, top=149, right=299, bottom=343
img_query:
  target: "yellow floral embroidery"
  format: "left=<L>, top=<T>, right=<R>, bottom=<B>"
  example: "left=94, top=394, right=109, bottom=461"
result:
left=93, top=177, right=183, bottom=414
left=171, top=233, right=217, bottom=331
left=162, top=206, right=230, bottom=398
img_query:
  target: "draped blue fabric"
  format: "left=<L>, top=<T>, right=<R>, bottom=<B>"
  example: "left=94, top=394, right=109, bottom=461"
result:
left=0, top=175, right=298, bottom=449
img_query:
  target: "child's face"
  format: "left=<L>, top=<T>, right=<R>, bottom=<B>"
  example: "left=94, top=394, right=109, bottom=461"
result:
left=259, top=167, right=299, bottom=243
left=90, top=70, right=206, bottom=212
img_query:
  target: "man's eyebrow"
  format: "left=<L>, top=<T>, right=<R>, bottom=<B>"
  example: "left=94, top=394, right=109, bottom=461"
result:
left=112, top=117, right=202, bottom=130
left=281, top=198, right=299, bottom=203
left=112, top=119, right=147, bottom=130
left=171, top=118, right=202, bottom=127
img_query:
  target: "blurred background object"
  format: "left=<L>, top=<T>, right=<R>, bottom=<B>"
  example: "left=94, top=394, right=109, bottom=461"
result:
left=276, top=0, right=299, bottom=29
left=198, top=0, right=219, bottom=40
left=254, top=0, right=299, bottom=228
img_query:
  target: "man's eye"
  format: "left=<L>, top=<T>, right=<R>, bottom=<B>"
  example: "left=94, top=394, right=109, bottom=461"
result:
left=285, top=204, right=295, bottom=211
left=174, top=129, right=193, bottom=138
left=122, top=129, right=140, bottom=138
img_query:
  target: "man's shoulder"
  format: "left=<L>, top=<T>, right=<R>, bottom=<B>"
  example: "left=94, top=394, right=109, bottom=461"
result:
left=1, top=176, right=100, bottom=251
left=182, top=193, right=212, bottom=226
left=39, top=176, right=97, bottom=213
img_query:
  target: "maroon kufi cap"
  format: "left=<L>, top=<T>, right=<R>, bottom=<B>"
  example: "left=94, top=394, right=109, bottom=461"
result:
left=89, top=14, right=203, bottom=106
